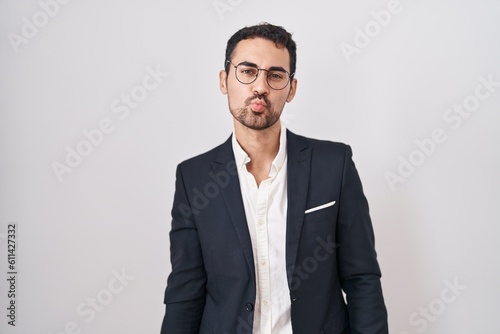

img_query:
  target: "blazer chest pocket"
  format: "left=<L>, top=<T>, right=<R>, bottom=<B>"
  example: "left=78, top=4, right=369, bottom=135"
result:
left=304, top=200, right=337, bottom=223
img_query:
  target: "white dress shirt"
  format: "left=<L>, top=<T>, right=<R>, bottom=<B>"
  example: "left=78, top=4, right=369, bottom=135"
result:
left=232, top=123, right=292, bottom=334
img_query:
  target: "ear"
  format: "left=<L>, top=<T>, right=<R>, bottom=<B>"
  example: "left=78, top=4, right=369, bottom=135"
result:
left=219, top=70, right=228, bottom=95
left=286, top=78, right=298, bottom=103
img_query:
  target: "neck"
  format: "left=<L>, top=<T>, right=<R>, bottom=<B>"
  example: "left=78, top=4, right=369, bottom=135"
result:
left=233, top=120, right=281, bottom=163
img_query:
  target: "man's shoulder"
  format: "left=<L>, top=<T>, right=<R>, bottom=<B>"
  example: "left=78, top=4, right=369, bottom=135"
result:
left=287, top=130, right=350, bottom=155
left=177, top=135, right=232, bottom=171
left=176, top=130, right=352, bottom=172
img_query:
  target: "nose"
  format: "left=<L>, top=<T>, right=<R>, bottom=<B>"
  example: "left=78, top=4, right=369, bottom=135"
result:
left=251, top=70, right=270, bottom=96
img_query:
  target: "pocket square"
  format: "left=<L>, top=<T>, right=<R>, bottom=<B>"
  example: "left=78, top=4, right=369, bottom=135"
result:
left=305, top=201, right=336, bottom=214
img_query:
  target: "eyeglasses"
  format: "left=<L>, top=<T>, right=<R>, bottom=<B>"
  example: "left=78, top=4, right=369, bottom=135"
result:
left=226, top=60, right=294, bottom=90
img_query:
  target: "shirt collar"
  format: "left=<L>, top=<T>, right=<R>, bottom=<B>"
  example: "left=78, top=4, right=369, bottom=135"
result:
left=232, top=122, right=288, bottom=175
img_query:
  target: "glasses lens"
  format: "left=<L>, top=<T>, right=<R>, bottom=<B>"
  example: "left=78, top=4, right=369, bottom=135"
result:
left=267, top=70, right=289, bottom=90
left=235, top=65, right=259, bottom=84
left=235, top=64, right=290, bottom=90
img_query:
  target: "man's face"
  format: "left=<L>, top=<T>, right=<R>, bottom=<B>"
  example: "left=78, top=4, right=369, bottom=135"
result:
left=220, top=38, right=297, bottom=130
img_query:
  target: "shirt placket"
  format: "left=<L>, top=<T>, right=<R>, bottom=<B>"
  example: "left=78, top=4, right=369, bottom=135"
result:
left=254, top=176, right=272, bottom=334
left=243, top=165, right=275, bottom=334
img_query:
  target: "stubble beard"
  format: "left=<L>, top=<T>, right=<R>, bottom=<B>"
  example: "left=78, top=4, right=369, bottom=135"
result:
left=229, top=95, right=282, bottom=130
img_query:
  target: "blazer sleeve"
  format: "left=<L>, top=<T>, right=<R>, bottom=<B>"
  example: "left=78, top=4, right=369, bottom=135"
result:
left=161, top=164, right=206, bottom=334
left=337, top=145, right=388, bottom=333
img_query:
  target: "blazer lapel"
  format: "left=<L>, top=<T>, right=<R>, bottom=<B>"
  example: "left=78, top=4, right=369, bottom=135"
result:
left=212, top=135, right=255, bottom=279
left=285, top=130, right=312, bottom=290
left=211, top=131, right=311, bottom=291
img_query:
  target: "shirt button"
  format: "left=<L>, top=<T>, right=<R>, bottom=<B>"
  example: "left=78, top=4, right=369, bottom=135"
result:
left=258, top=220, right=264, bottom=225
left=245, top=303, right=254, bottom=311
left=263, top=300, right=269, bottom=306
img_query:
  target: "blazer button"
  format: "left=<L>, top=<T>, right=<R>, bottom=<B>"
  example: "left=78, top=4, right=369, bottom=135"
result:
left=245, top=303, right=254, bottom=312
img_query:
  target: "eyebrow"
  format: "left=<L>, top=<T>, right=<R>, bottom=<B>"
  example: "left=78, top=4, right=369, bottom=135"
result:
left=238, top=61, right=288, bottom=73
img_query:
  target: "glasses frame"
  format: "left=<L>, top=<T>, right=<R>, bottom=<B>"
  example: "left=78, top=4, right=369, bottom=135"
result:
left=226, top=60, right=294, bottom=91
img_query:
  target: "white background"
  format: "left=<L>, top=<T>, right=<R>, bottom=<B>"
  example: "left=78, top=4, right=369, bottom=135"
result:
left=1, top=0, right=499, bottom=333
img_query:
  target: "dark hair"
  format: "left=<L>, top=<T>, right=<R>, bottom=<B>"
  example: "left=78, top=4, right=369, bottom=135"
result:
left=224, top=22, right=297, bottom=77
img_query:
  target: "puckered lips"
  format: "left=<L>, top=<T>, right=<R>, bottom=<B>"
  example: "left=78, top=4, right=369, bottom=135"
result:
left=250, top=99, right=267, bottom=112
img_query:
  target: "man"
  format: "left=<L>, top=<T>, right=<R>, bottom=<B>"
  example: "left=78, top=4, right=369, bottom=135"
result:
left=161, top=23, right=388, bottom=334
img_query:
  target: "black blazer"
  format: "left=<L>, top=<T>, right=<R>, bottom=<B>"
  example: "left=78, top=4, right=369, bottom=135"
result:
left=161, top=130, right=388, bottom=334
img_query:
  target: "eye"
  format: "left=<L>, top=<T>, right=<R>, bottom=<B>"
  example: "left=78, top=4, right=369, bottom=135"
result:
left=239, top=67, right=257, bottom=76
left=268, top=72, right=285, bottom=80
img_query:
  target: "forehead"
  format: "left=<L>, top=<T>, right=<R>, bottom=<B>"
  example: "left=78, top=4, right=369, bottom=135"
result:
left=231, top=37, right=290, bottom=70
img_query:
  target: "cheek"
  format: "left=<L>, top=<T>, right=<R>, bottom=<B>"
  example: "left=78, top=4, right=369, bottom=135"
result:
left=227, top=84, right=249, bottom=102
left=227, top=89, right=246, bottom=110
left=275, top=93, right=290, bottom=107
